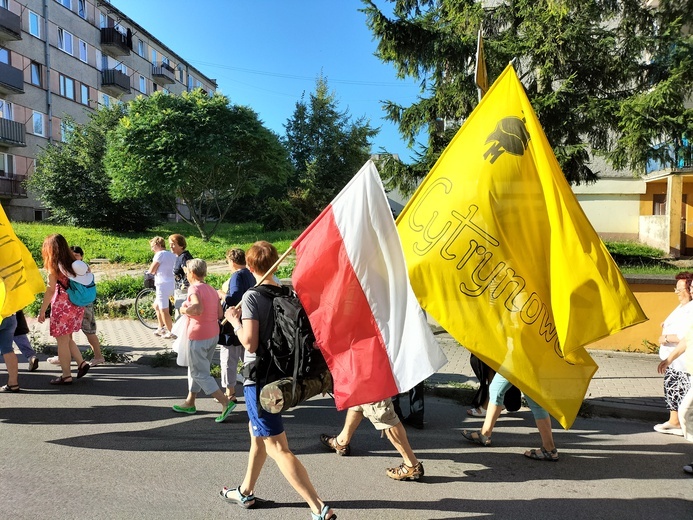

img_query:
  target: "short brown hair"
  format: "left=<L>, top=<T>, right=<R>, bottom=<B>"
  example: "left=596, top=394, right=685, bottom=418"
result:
left=245, top=241, right=278, bottom=276
left=225, top=248, right=246, bottom=266
left=169, top=234, right=187, bottom=249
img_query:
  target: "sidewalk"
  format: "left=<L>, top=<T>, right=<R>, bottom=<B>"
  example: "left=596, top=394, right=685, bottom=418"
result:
left=27, top=316, right=668, bottom=425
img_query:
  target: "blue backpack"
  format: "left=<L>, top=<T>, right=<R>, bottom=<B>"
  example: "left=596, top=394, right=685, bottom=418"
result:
left=65, top=279, right=97, bottom=307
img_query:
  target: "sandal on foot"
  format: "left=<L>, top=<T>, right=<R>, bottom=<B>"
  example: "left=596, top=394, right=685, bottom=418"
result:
left=77, top=361, right=90, bottom=379
left=50, top=376, right=73, bottom=385
left=311, top=504, right=337, bottom=520
left=524, top=447, right=559, bottom=462
left=319, top=433, right=350, bottom=456
left=461, top=429, right=491, bottom=446
left=0, top=384, right=20, bottom=392
left=219, top=486, right=256, bottom=509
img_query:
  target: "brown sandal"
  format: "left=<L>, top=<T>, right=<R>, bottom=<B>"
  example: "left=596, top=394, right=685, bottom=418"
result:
left=319, top=434, right=350, bottom=456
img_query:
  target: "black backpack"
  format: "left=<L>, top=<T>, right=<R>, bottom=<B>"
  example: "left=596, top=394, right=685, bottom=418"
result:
left=243, top=285, right=327, bottom=389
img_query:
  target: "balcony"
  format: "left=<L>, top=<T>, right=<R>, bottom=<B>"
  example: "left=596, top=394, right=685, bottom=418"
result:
left=0, top=174, right=27, bottom=198
left=152, top=62, right=175, bottom=85
left=0, top=117, right=26, bottom=147
left=100, top=27, right=131, bottom=56
left=101, top=69, right=131, bottom=95
left=0, top=6, right=21, bottom=41
left=0, top=61, right=24, bottom=94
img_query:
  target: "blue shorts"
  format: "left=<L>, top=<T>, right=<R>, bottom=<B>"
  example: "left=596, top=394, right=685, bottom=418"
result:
left=244, top=384, right=284, bottom=437
left=0, top=314, right=18, bottom=355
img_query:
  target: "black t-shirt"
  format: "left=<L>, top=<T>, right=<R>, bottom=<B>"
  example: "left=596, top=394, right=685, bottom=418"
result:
left=173, top=250, right=193, bottom=287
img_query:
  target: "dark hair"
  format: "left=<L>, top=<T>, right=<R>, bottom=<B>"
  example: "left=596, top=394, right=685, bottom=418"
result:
left=225, top=248, right=246, bottom=266
left=70, top=245, right=84, bottom=256
left=42, top=234, right=76, bottom=276
left=675, top=271, right=693, bottom=295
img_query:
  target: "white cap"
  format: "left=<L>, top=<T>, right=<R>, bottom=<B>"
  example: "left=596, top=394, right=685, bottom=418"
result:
left=70, top=260, right=94, bottom=285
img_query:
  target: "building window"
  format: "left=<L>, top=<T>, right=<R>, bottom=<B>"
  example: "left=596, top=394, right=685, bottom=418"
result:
left=151, top=49, right=157, bottom=65
left=0, top=0, right=8, bottom=9
left=139, top=75, right=146, bottom=93
left=79, top=40, right=87, bottom=62
left=57, top=0, right=72, bottom=9
left=177, top=65, right=184, bottom=82
left=78, top=0, right=86, bottom=18
left=29, top=11, right=41, bottom=38
left=95, top=49, right=102, bottom=71
left=99, top=12, right=106, bottom=28
left=653, top=194, right=667, bottom=216
left=32, top=112, right=45, bottom=136
left=30, top=62, right=41, bottom=86
left=59, top=74, right=75, bottom=100
left=114, top=62, right=127, bottom=75
left=80, top=84, right=89, bottom=106
left=58, top=28, right=73, bottom=55
left=187, top=74, right=194, bottom=90
left=0, top=98, right=12, bottom=120
left=0, top=46, right=8, bottom=65
left=60, top=120, right=74, bottom=142
left=137, top=39, right=144, bottom=57
left=100, top=93, right=110, bottom=107
left=0, top=153, right=15, bottom=177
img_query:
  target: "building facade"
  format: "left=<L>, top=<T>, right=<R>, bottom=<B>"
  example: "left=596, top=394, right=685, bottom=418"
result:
left=0, top=0, right=216, bottom=221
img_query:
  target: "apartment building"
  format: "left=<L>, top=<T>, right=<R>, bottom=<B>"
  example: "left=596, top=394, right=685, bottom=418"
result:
left=0, top=0, right=216, bottom=221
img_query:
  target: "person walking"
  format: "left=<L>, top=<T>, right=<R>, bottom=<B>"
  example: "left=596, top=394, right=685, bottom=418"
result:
left=320, top=398, right=425, bottom=481
left=653, top=272, right=693, bottom=435
left=1, top=314, right=20, bottom=392
left=12, top=310, right=39, bottom=372
left=462, top=372, right=559, bottom=462
left=217, top=248, right=255, bottom=403
left=147, top=236, right=177, bottom=339
left=172, top=259, right=235, bottom=423
left=37, top=234, right=90, bottom=385
left=221, top=241, right=335, bottom=520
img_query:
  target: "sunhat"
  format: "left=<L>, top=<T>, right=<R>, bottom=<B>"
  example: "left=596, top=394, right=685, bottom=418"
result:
left=70, top=260, right=94, bottom=285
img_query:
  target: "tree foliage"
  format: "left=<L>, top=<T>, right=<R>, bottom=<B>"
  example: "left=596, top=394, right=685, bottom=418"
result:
left=361, top=0, right=693, bottom=193
left=105, top=89, right=291, bottom=240
left=28, top=105, right=160, bottom=231
left=269, top=75, right=378, bottom=230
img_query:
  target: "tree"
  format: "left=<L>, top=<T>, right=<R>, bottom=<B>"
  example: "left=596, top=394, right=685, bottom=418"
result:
left=277, top=75, right=378, bottom=227
left=105, top=89, right=291, bottom=240
left=361, top=0, right=693, bottom=194
left=28, top=105, right=160, bottom=231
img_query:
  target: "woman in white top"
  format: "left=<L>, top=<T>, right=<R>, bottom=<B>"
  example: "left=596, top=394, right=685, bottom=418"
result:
left=655, top=272, right=693, bottom=435
left=147, top=236, right=177, bottom=338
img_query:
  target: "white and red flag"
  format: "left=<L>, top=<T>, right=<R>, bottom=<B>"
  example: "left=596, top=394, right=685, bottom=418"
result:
left=291, top=160, right=447, bottom=410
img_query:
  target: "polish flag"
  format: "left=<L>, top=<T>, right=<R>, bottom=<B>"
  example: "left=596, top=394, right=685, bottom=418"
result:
left=291, top=161, right=447, bottom=410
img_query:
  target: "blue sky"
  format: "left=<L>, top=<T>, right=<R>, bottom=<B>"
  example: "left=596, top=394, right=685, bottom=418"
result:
left=109, top=0, right=421, bottom=161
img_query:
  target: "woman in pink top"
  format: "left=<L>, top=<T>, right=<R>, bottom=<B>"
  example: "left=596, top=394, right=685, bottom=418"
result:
left=172, top=258, right=235, bottom=423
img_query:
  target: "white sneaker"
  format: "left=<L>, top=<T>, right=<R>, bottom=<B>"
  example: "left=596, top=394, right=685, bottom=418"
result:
left=47, top=356, right=61, bottom=365
left=153, top=328, right=166, bottom=337
left=162, top=332, right=177, bottom=340
left=654, top=422, right=683, bottom=435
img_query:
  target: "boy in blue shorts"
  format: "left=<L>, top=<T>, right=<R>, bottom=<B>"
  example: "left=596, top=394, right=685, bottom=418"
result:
left=222, top=241, right=336, bottom=520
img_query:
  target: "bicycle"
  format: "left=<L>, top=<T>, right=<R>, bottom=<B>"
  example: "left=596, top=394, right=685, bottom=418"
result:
left=135, top=273, right=184, bottom=330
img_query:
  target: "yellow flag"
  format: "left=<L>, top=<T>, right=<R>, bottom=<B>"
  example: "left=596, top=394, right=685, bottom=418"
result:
left=0, top=204, right=46, bottom=319
left=397, top=65, right=647, bottom=429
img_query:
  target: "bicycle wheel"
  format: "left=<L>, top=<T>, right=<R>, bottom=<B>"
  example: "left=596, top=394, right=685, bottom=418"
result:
left=135, top=288, right=158, bottom=330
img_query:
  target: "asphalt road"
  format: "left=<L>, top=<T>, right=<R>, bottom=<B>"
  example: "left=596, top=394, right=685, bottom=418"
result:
left=1, top=364, right=691, bottom=520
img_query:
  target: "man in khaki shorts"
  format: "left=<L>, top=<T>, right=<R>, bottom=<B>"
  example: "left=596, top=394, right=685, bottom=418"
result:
left=320, top=397, right=424, bottom=481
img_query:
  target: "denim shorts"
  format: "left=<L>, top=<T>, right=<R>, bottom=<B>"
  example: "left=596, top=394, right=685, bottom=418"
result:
left=0, top=314, right=18, bottom=355
left=244, top=384, right=284, bottom=437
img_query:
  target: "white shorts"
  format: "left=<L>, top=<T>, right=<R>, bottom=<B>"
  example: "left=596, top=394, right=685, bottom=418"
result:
left=155, top=281, right=175, bottom=310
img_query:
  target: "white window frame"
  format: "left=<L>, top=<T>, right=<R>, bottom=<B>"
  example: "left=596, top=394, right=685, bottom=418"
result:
left=137, top=39, right=144, bottom=57
left=58, top=28, right=74, bottom=55
left=59, top=74, right=75, bottom=100
left=79, top=39, right=87, bottom=63
left=0, top=98, right=12, bottom=120
left=0, top=46, right=8, bottom=65
left=80, top=84, right=89, bottom=106
left=78, top=0, right=86, bottom=19
left=60, top=120, right=74, bottom=142
left=57, top=0, right=72, bottom=9
left=151, top=49, right=157, bottom=66
left=0, top=0, right=8, bottom=9
left=139, top=75, right=146, bottom=93
left=95, top=49, right=102, bottom=71
left=32, top=111, right=45, bottom=137
left=99, top=12, right=106, bottom=29
left=0, top=153, right=15, bottom=177
left=29, top=10, right=41, bottom=38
